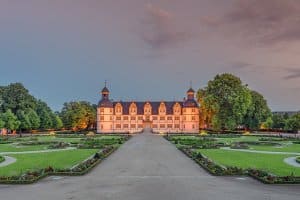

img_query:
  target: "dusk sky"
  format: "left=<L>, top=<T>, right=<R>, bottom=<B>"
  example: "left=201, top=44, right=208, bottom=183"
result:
left=1, top=0, right=300, bottom=111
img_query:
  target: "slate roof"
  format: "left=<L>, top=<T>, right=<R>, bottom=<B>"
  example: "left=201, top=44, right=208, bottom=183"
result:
left=112, top=101, right=185, bottom=115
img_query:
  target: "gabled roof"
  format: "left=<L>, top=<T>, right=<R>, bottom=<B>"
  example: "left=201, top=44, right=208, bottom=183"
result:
left=113, top=101, right=184, bottom=115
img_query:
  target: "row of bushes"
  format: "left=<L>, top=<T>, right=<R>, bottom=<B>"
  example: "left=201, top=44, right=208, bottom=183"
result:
left=0, top=146, right=116, bottom=184
left=165, top=136, right=227, bottom=149
left=178, top=147, right=300, bottom=184
left=296, top=157, right=300, bottom=164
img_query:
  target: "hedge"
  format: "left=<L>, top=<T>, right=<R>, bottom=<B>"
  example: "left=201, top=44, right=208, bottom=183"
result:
left=0, top=156, right=5, bottom=164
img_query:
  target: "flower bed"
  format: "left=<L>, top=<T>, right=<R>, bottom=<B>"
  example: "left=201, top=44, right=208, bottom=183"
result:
left=0, top=146, right=117, bottom=184
left=177, top=147, right=300, bottom=184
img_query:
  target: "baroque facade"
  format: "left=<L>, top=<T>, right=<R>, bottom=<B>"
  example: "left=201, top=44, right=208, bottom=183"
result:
left=97, top=86, right=199, bottom=133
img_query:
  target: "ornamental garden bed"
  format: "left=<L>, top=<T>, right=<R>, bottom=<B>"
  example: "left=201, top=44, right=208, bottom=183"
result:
left=0, top=146, right=117, bottom=184
left=165, top=135, right=300, bottom=184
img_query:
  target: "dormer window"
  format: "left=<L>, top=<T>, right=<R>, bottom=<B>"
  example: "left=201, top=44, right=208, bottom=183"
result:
left=129, top=102, right=137, bottom=115
left=159, top=102, right=166, bottom=115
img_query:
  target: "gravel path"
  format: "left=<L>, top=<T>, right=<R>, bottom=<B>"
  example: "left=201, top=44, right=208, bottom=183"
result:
left=0, top=156, right=16, bottom=167
left=221, top=147, right=300, bottom=155
left=284, top=157, right=300, bottom=167
left=0, top=147, right=76, bottom=155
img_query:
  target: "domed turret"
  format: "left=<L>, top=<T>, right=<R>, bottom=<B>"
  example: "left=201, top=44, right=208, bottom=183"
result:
left=183, top=87, right=197, bottom=107
left=98, top=85, right=113, bottom=108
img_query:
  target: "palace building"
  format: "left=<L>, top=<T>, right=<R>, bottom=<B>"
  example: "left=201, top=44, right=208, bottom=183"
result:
left=97, top=86, right=199, bottom=133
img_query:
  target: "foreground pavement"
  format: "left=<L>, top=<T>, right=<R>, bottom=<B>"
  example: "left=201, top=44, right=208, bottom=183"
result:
left=1, top=131, right=300, bottom=200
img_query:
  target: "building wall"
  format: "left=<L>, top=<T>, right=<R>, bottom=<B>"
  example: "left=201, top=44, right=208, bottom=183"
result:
left=97, top=107, right=199, bottom=134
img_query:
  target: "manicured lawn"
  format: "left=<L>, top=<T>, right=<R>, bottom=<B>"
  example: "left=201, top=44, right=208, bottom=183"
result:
left=0, top=149, right=98, bottom=176
left=198, top=149, right=300, bottom=176
left=0, top=144, right=48, bottom=152
left=249, top=144, right=300, bottom=153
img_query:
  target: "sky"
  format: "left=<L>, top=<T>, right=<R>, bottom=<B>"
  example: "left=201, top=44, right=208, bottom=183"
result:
left=0, top=0, right=300, bottom=111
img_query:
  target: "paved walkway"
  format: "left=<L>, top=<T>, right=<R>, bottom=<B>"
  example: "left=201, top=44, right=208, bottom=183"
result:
left=0, top=156, right=16, bottom=167
left=221, top=147, right=300, bottom=155
left=284, top=157, right=300, bottom=167
left=0, top=147, right=76, bottom=155
left=1, top=130, right=300, bottom=200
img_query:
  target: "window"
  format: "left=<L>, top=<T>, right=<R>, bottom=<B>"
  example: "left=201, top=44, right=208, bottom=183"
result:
left=167, top=124, right=172, bottom=128
left=123, top=124, right=129, bottom=128
left=100, top=108, right=104, bottom=113
left=192, top=108, right=195, bottom=113
left=131, top=116, right=136, bottom=120
left=160, top=116, right=165, bottom=121
left=138, top=124, right=143, bottom=128
left=160, top=124, right=165, bottom=128
left=152, top=116, right=157, bottom=120
left=110, top=116, right=113, bottom=120
left=192, top=116, right=196, bottom=121
left=183, top=116, right=186, bottom=121
left=167, top=116, right=172, bottom=120
left=110, top=108, right=113, bottom=113
left=101, top=125, right=103, bottom=129
left=116, top=116, right=121, bottom=120
left=175, top=116, right=180, bottom=120
left=138, top=116, right=143, bottom=120
left=123, top=116, right=128, bottom=120
left=100, top=116, right=104, bottom=121
left=152, top=124, right=158, bottom=128
left=192, top=124, right=195, bottom=129
left=131, top=124, right=136, bottom=128
left=175, top=124, right=180, bottom=128
left=116, top=124, right=121, bottom=129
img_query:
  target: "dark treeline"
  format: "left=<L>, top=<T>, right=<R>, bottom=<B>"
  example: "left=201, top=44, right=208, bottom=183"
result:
left=197, top=73, right=300, bottom=132
left=0, top=83, right=96, bottom=133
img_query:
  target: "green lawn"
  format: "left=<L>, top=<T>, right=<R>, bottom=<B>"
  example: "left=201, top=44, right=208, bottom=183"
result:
left=0, top=144, right=49, bottom=152
left=0, top=149, right=98, bottom=176
left=249, top=144, right=300, bottom=153
left=198, top=149, right=300, bottom=176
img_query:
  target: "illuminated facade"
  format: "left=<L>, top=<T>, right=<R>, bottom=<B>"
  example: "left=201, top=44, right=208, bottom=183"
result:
left=97, top=86, right=199, bottom=133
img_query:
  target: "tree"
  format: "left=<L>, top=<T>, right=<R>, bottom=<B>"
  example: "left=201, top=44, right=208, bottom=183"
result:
left=51, top=113, right=63, bottom=129
left=243, top=91, right=271, bottom=130
left=16, top=110, right=31, bottom=130
left=0, top=118, right=5, bottom=129
left=284, top=114, right=300, bottom=132
left=0, top=83, right=37, bottom=114
left=196, top=89, right=215, bottom=129
left=60, top=101, right=96, bottom=130
left=203, top=74, right=252, bottom=130
left=26, top=109, right=40, bottom=130
left=1, top=109, right=20, bottom=131
left=272, top=114, right=286, bottom=129
left=261, top=117, right=273, bottom=129
left=36, top=100, right=53, bottom=129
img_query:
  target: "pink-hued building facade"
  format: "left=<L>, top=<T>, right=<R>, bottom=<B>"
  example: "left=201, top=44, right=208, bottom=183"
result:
left=97, top=86, right=199, bottom=133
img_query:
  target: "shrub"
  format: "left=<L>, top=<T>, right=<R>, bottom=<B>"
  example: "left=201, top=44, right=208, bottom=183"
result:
left=0, top=156, right=5, bottom=163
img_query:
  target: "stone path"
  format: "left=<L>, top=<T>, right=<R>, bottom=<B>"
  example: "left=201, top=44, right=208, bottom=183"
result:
left=1, top=130, right=300, bottom=200
left=284, top=157, right=300, bottom=167
left=0, top=156, right=16, bottom=167
left=221, top=147, right=300, bottom=155
left=0, top=147, right=76, bottom=155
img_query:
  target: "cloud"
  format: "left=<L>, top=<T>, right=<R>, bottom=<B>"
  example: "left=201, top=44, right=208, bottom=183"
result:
left=284, top=68, right=300, bottom=80
left=203, top=0, right=300, bottom=45
left=139, top=3, right=190, bottom=50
